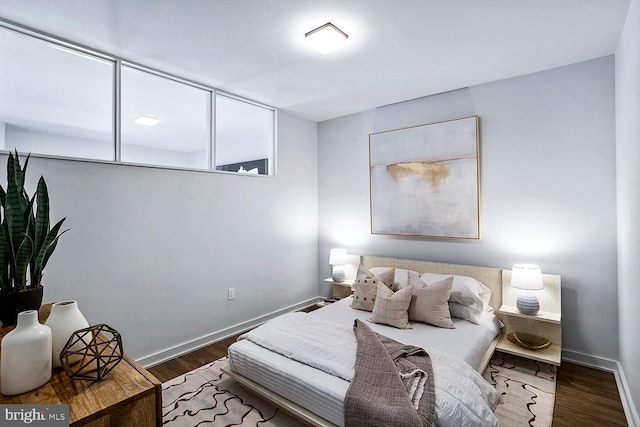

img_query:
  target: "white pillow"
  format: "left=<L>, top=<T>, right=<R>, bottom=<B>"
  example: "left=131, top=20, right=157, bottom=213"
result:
left=369, top=267, right=417, bottom=291
left=420, top=273, right=492, bottom=315
left=448, top=302, right=482, bottom=324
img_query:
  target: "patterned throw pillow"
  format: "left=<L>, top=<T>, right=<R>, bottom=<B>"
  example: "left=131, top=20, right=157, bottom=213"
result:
left=354, top=265, right=395, bottom=288
left=407, top=272, right=455, bottom=328
left=369, top=284, right=413, bottom=329
left=351, top=279, right=379, bottom=311
left=351, top=265, right=395, bottom=312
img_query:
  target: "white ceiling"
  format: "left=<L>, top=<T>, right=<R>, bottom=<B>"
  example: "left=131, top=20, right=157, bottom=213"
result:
left=0, top=0, right=631, bottom=122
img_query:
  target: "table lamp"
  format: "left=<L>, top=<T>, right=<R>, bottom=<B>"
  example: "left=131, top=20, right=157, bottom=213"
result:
left=329, top=248, right=348, bottom=283
left=507, top=264, right=552, bottom=350
left=511, top=264, right=544, bottom=315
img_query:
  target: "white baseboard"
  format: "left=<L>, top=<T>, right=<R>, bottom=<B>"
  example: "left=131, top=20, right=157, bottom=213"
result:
left=137, top=296, right=323, bottom=368
left=562, top=349, right=619, bottom=371
left=615, top=362, right=640, bottom=427
left=563, top=350, right=638, bottom=427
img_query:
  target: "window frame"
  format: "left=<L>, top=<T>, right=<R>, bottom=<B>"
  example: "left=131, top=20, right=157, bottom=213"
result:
left=214, top=91, right=277, bottom=176
left=0, top=19, right=277, bottom=176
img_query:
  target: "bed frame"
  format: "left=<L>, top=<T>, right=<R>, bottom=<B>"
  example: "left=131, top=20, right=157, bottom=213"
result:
left=222, top=255, right=504, bottom=427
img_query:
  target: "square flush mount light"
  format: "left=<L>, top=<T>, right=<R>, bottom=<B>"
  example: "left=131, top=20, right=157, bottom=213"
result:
left=305, top=22, right=348, bottom=55
left=134, top=116, right=159, bottom=126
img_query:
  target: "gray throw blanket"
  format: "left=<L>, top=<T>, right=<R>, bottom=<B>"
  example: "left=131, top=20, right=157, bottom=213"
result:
left=344, top=320, right=436, bottom=427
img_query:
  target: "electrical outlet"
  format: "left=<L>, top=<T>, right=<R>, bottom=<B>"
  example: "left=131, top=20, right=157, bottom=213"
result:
left=228, top=287, right=235, bottom=300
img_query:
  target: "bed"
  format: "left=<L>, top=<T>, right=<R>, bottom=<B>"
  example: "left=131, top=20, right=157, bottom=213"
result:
left=223, top=256, right=505, bottom=426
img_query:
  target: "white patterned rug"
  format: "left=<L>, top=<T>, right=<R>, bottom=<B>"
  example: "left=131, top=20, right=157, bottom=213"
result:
left=483, top=351, right=557, bottom=427
left=162, top=357, right=299, bottom=426
left=163, top=352, right=556, bottom=426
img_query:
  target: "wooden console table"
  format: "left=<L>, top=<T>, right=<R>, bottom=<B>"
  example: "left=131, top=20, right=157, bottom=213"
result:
left=0, top=304, right=162, bottom=426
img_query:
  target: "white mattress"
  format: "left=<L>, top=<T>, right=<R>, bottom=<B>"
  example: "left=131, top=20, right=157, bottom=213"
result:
left=228, top=297, right=501, bottom=427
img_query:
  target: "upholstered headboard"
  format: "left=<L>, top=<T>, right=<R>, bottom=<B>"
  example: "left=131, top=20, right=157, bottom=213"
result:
left=361, top=255, right=503, bottom=311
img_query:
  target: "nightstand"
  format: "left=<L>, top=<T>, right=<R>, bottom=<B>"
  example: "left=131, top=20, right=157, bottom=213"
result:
left=0, top=304, right=162, bottom=426
left=324, top=278, right=354, bottom=300
left=496, top=270, right=562, bottom=366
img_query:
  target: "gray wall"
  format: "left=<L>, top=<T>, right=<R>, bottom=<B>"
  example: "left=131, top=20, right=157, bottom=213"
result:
left=616, top=0, right=640, bottom=423
left=318, top=56, right=618, bottom=362
left=4, top=110, right=319, bottom=362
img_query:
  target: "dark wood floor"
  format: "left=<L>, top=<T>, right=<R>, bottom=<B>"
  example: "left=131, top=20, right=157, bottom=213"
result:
left=148, top=334, right=236, bottom=382
left=148, top=306, right=628, bottom=427
left=553, top=362, right=627, bottom=426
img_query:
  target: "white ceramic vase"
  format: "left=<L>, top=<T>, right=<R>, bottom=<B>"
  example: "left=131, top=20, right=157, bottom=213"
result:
left=45, top=300, right=90, bottom=368
left=1, top=310, right=52, bottom=395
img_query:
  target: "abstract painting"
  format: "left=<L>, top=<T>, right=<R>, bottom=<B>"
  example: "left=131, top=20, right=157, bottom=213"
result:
left=369, top=116, right=480, bottom=239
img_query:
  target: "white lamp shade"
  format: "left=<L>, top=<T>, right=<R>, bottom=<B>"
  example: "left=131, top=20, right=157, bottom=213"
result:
left=510, top=264, right=544, bottom=291
left=329, top=248, right=348, bottom=265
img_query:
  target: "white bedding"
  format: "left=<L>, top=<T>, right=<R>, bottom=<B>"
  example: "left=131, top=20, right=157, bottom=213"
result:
left=228, top=297, right=503, bottom=427
left=310, top=297, right=502, bottom=372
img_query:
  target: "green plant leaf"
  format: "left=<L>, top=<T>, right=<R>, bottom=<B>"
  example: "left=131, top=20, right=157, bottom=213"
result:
left=15, top=235, right=33, bottom=289
left=0, top=216, right=8, bottom=292
left=5, top=154, right=28, bottom=286
left=10, top=150, right=30, bottom=195
left=43, top=228, right=68, bottom=265
left=1, top=151, right=66, bottom=290
left=34, top=176, right=50, bottom=256
left=31, top=218, right=67, bottom=286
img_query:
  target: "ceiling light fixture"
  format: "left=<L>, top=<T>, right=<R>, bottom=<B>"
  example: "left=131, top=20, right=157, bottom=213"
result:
left=305, top=22, right=348, bottom=55
left=134, top=116, right=159, bottom=126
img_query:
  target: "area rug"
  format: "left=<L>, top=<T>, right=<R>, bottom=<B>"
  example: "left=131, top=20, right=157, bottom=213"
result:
left=482, top=351, right=557, bottom=427
left=162, top=357, right=299, bottom=426
left=163, top=352, right=556, bottom=426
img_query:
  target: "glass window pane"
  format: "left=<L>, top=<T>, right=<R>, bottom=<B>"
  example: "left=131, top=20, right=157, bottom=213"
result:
left=215, top=94, right=274, bottom=175
left=0, top=27, right=114, bottom=160
left=121, top=66, right=210, bottom=169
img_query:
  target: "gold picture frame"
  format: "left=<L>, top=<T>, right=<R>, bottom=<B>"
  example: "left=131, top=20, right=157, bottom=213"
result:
left=369, top=116, right=481, bottom=239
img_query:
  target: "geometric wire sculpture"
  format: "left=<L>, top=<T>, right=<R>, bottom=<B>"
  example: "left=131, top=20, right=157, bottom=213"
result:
left=60, top=324, right=124, bottom=381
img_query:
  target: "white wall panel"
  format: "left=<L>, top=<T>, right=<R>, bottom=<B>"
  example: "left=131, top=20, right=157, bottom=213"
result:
left=1, top=110, right=318, bottom=360
left=615, top=0, right=640, bottom=423
left=318, top=56, right=618, bottom=360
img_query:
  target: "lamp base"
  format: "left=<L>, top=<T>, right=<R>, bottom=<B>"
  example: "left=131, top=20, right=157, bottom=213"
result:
left=506, top=332, right=552, bottom=351
left=331, top=266, right=345, bottom=283
left=516, top=292, right=540, bottom=315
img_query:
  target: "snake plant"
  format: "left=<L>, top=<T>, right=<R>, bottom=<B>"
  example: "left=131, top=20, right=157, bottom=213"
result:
left=0, top=150, right=67, bottom=293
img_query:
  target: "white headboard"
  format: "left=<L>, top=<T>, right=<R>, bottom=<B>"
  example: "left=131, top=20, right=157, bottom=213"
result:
left=361, top=255, right=503, bottom=310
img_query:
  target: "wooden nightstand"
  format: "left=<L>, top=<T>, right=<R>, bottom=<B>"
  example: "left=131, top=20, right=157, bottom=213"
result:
left=323, top=278, right=354, bottom=300
left=496, top=270, right=562, bottom=366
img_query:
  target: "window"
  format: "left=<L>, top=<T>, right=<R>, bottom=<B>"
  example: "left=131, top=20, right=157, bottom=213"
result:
left=0, top=26, right=114, bottom=160
left=0, top=22, right=276, bottom=175
left=120, top=66, right=210, bottom=169
left=215, top=94, right=275, bottom=175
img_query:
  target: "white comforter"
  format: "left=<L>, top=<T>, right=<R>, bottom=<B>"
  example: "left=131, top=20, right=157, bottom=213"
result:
left=241, top=312, right=502, bottom=427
